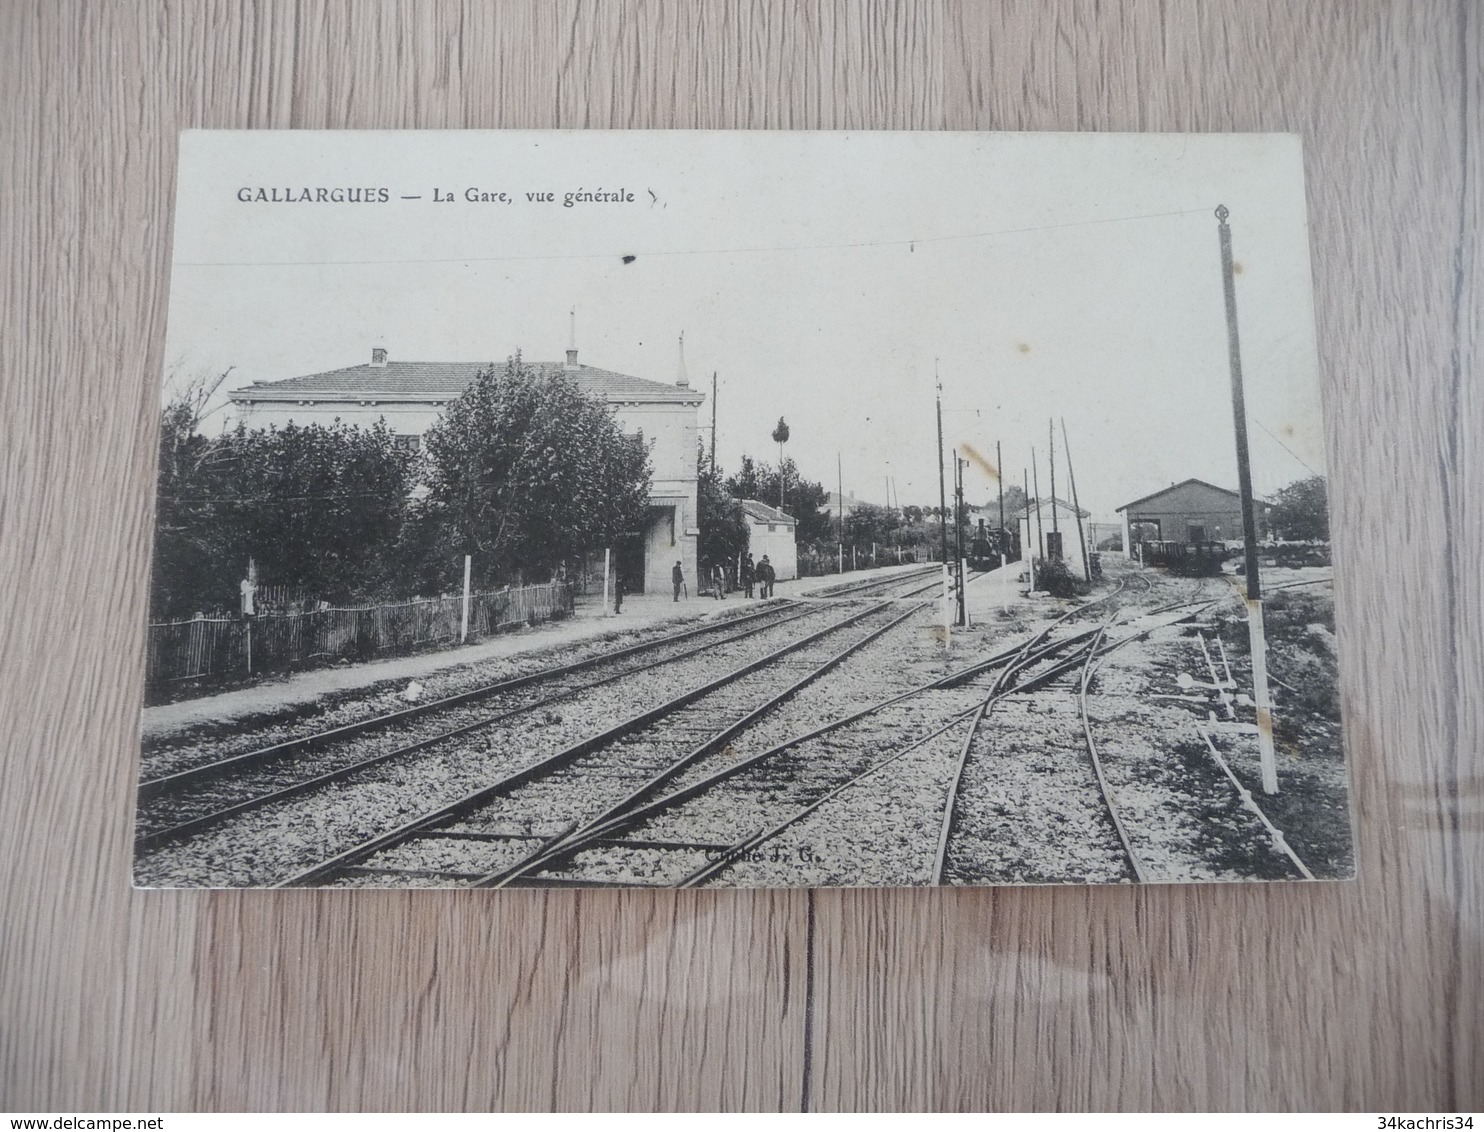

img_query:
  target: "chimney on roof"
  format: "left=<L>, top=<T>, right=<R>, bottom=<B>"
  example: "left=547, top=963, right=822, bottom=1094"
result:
left=371, top=347, right=388, bottom=367
left=565, top=308, right=579, bottom=370
left=676, top=331, right=689, bottom=388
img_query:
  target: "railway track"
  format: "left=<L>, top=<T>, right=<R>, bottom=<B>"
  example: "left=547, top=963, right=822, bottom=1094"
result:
left=135, top=567, right=938, bottom=854
left=430, top=576, right=1200, bottom=889
left=277, top=576, right=943, bottom=887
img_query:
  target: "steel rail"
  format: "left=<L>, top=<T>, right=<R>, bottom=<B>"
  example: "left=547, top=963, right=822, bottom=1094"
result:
left=929, top=574, right=1193, bottom=884
left=274, top=576, right=941, bottom=888
left=675, top=706, right=987, bottom=889
left=141, top=570, right=946, bottom=854
left=133, top=604, right=839, bottom=851
left=673, top=576, right=1215, bottom=889
left=138, top=599, right=813, bottom=799
left=510, top=573, right=1150, bottom=882
left=1076, top=627, right=1150, bottom=883
left=475, top=569, right=1178, bottom=888
left=139, top=569, right=932, bottom=805
left=1194, top=725, right=1316, bottom=879
left=472, top=598, right=932, bottom=887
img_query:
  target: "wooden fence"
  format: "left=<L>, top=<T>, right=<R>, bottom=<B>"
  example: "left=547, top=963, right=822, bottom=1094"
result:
left=146, top=581, right=575, bottom=691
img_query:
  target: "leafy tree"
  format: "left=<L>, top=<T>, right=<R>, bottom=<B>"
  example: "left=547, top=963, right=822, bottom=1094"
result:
left=151, top=402, right=415, bottom=616
left=152, top=397, right=233, bottom=616
left=994, top=484, right=1028, bottom=524
left=725, top=456, right=832, bottom=545
left=1266, top=475, right=1329, bottom=541
left=697, top=447, right=749, bottom=580
left=217, top=420, right=415, bottom=602
left=729, top=454, right=763, bottom=501
left=420, top=355, right=652, bottom=588
left=844, top=503, right=891, bottom=547
left=771, top=417, right=790, bottom=509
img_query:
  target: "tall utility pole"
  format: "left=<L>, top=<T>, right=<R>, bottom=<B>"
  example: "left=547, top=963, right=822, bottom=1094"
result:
left=996, top=440, right=1005, bottom=561
left=1047, top=418, right=1059, bottom=542
left=1031, top=447, right=1045, bottom=563
left=935, top=365, right=950, bottom=645
left=997, top=440, right=1008, bottom=605
left=955, top=452, right=968, bottom=626
left=709, top=371, right=718, bottom=478
left=837, top=452, right=844, bottom=574
left=1216, top=203, right=1278, bottom=795
left=1023, top=468, right=1034, bottom=590
left=1062, top=418, right=1092, bottom=582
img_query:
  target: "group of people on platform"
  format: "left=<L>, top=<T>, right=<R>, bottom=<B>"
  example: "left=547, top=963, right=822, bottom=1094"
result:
left=614, top=554, right=777, bottom=613
left=736, top=552, right=775, bottom=599
left=658, top=553, right=776, bottom=605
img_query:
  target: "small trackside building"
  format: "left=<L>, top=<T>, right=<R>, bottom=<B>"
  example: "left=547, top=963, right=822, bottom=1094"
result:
left=229, top=347, right=705, bottom=595
left=738, top=499, right=798, bottom=582
left=1117, top=477, right=1269, bottom=550
left=1015, top=496, right=1091, bottom=572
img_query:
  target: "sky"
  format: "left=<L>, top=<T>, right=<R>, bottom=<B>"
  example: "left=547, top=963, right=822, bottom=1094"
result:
left=164, top=130, right=1328, bottom=524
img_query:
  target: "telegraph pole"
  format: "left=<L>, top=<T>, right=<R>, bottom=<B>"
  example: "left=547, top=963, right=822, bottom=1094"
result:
left=1048, top=418, right=1059, bottom=537
left=837, top=451, right=845, bottom=575
left=1062, top=418, right=1092, bottom=582
left=998, top=440, right=1008, bottom=604
left=1023, top=468, right=1034, bottom=591
left=710, top=371, right=718, bottom=478
left=996, top=441, right=1005, bottom=558
left=1031, top=447, right=1045, bottom=564
left=1216, top=203, right=1278, bottom=795
left=954, top=450, right=967, bottom=626
left=936, top=365, right=950, bottom=645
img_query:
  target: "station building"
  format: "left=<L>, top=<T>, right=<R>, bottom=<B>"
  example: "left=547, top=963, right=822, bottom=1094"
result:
left=228, top=344, right=705, bottom=594
left=1116, top=478, right=1268, bottom=550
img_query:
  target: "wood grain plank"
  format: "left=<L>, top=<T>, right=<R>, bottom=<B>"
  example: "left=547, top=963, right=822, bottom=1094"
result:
left=0, top=0, right=1478, bottom=1111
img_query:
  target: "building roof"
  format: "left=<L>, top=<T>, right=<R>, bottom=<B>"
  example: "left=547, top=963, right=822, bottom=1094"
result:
left=1116, top=477, right=1268, bottom=512
left=739, top=499, right=797, bottom=525
left=230, top=358, right=705, bottom=406
left=1013, top=495, right=1090, bottom=520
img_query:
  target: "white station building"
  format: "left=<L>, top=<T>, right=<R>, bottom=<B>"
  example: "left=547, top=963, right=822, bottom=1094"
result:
left=228, top=343, right=705, bottom=594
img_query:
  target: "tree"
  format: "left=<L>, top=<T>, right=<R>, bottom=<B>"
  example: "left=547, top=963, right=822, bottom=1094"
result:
left=843, top=503, right=890, bottom=547
left=216, top=420, right=415, bottom=602
left=150, top=400, right=416, bottom=616
left=420, top=354, right=652, bottom=588
left=1266, top=475, right=1329, bottom=541
left=724, top=456, right=832, bottom=546
left=771, top=417, right=790, bottom=509
left=696, top=447, right=749, bottom=581
left=996, top=484, right=1028, bottom=526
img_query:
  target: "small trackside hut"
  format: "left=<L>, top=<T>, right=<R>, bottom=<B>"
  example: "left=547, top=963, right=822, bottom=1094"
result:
left=738, top=499, right=798, bottom=582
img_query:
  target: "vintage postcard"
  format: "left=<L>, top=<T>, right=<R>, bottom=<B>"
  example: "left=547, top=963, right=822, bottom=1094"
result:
left=135, top=130, right=1350, bottom=889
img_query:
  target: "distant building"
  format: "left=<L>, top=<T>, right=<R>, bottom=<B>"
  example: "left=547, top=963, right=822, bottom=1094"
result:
left=1116, top=478, right=1269, bottom=551
left=821, top=491, right=868, bottom=519
left=229, top=344, right=705, bottom=595
left=739, top=499, right=798, bottom=581
left=1015, top=496, right=1091, bottom=570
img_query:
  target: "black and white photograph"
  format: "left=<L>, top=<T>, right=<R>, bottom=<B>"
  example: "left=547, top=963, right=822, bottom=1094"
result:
left=134, top=129, right=1351, bottom=890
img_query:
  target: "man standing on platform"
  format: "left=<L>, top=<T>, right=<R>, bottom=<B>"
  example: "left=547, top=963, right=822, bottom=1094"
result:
left=757, top=555, right=775, bottom=598
left=672, top=559, right=685, bottom=602
left=741, top=552, right=755, bottom=598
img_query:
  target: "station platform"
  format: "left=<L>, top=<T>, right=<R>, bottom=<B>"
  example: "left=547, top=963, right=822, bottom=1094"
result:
left=140, top=561, right=931, bottom=737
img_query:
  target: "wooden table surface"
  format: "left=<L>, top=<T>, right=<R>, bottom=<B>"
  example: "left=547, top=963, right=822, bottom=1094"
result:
left=2, top=0, right=1479, bottom=1112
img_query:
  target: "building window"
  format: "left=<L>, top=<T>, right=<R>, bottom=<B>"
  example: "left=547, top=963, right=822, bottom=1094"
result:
left=394, top=434, right=422, bottom=453
left=768, top=523, right=777, bottom=532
